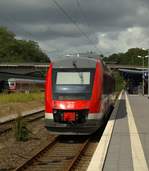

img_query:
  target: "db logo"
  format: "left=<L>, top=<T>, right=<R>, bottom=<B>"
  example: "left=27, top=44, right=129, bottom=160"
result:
left=67, top=102, right=74, bottom=108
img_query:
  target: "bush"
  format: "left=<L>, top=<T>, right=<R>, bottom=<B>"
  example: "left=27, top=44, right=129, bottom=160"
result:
left=14, top=114, right=29, bottom=141
left=113, top=71, right=124, bottom=92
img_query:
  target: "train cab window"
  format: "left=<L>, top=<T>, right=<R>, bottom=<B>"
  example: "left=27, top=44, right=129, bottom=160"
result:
left=52, top=69, right=95, bottom=100
left=56, top=72, right=90, bottom=85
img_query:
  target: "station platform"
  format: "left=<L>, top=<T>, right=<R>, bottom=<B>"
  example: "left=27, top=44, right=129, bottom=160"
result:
left=87, top=91, right=149, bottom=171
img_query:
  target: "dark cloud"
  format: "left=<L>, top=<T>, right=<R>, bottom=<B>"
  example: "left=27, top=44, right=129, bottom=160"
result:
left=0, top=0, right=149, bottom=55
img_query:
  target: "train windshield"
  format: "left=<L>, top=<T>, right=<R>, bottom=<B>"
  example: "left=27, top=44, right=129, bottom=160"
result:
left=52, top=69, right=95, bottom=100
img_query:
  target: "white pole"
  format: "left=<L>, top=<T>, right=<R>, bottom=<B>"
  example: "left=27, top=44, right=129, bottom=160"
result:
left=138, top=55, right=144, bottom=95
left=143, top=57, right=144, bottom=95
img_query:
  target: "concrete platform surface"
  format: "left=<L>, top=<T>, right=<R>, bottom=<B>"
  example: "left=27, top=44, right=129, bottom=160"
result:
left=87, top=91, right=149, bottom=171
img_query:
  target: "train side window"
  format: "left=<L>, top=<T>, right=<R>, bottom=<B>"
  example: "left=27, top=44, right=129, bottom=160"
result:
left=103, top=74, right=114, bottom=94
left=103, top=74, right=108, bottom=94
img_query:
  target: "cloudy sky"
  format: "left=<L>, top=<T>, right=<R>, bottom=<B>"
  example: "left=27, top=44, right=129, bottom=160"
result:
left=0, top=0, right=149, bottom=58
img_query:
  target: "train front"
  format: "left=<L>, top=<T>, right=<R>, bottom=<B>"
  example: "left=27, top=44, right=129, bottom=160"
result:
left=45, top=57, right=103, bottom=135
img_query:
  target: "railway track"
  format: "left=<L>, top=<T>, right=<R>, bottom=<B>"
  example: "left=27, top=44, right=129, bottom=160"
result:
left=11, top=107, right=110, bottom=171
left=0, top=107, right=112, bottom=170
left=0, top=111, right=44, bottom=135
left=14, top=135, right=92, bottom=171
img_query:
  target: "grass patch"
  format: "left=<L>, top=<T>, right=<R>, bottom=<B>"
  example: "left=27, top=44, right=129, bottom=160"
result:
left=14, top=114, right=29, bottom=141
left=113, top=71, right=124, bottom=92
left=0, top=92, right=44, bottom=105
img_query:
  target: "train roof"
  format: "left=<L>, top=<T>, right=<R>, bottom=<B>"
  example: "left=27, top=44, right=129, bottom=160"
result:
left=52, top=55, right=102, bottom=69
left=8, top=78, right=45, bottom=83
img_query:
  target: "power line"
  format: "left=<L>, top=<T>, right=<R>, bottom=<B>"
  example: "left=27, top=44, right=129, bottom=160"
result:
left=53, top=0, right=90, bottom=42
left=4, top=1, right=103, bottom=56
left=76, top=0, right=88, bottom=26
left=4, top=15, right=60, bottom=56
left=52, top=0, right=102, bottom=54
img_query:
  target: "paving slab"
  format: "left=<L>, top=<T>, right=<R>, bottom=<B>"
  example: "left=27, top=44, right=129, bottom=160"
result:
left=103, top=94, right=133, bottom=171
left=88, top=92, right=149, bottom=171
left=128, top=95, right=149, bottom=167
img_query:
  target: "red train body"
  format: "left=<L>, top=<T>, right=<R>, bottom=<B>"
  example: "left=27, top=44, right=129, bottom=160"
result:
left=45, top=55, right=115, bottom=135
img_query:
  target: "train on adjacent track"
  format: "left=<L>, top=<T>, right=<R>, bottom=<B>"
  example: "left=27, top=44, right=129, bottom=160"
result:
left=0, top=78, right=45, bottom=93
left=45, top=54, right=115, bottom=135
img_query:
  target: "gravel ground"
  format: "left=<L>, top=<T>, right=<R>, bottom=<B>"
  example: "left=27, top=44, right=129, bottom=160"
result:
left=0, top=119, right=54, bottom=170
left=72, top=142, right=98, bottom=171
left=0, top=101, right=44, bottom=118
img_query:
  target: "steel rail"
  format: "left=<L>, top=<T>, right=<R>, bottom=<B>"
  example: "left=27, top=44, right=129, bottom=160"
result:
left=13, top=136, right=90, bottom=171
left=14, top=135, right=59, bottom=171
left=0, top=111, right=44, bottom=135
left=65, top=139, right=90, bottom=171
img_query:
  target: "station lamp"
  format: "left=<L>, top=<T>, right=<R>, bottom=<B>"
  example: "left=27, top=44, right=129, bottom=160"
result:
left=137, top=55, right=146, bottom=95
left=138, top=49, right=149, bottom=98
left=145, top=52, right=149, bottom=99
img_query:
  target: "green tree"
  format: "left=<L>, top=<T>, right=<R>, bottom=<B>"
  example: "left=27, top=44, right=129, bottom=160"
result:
left=0, top=26, right=49, bottom=63
left=106, top=48, right=148, bottom=66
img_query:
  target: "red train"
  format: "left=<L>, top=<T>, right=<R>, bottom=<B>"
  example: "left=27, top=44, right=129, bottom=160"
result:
left=45, top=54, right=115, bottom=135
left=7, top=78, right=45, bottom=93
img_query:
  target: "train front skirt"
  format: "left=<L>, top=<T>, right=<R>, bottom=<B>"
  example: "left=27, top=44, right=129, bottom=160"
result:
left=45, top=112, right=104, bottom=135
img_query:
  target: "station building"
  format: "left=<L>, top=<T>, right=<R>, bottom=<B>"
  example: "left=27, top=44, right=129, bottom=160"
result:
left=119, top=69, right=148, bottom=94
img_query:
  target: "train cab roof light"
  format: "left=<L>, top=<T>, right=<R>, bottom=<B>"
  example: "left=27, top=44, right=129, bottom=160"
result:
left=66, top=54, right=72, bottom=57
